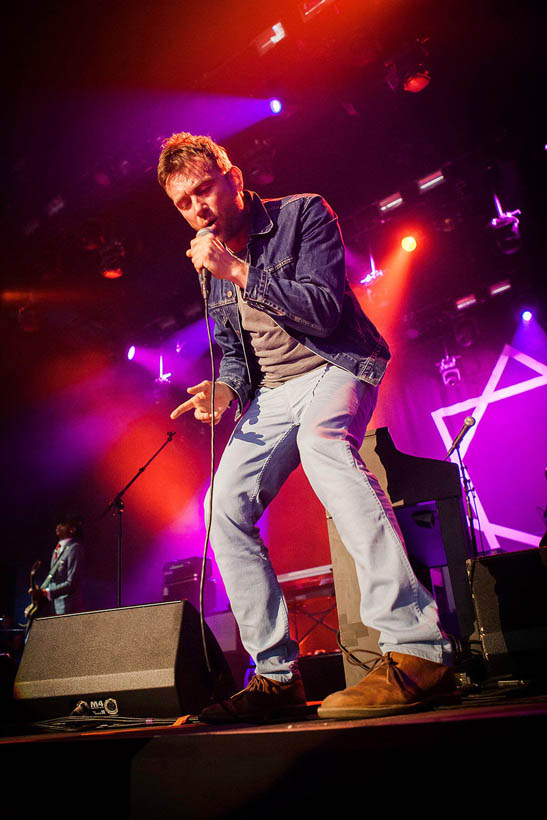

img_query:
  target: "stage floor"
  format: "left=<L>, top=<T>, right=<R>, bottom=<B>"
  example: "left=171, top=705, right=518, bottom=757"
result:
left=2, top=689, right=546, bottom=818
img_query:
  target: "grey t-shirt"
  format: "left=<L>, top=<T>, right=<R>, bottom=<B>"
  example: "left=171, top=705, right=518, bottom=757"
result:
left=237, top=287, right=326, bottom=388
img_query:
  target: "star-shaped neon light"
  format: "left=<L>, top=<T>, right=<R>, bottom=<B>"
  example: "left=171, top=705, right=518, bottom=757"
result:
left=431, top=343, right=547, bottom=552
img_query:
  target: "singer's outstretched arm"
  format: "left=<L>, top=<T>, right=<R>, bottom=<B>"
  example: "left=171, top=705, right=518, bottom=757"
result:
left=170, top=380, right=236, bottom=424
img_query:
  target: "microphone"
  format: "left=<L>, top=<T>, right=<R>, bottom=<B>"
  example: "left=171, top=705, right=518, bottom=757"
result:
left=445, top=416, right=476, bottom=459
left=196, top=227, right=214, bottom=299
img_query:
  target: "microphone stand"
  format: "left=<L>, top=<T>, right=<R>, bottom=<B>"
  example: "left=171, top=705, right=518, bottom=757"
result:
left=102, top=431, right=177, bottom=607
left=453, top=445, right=478, bottom=556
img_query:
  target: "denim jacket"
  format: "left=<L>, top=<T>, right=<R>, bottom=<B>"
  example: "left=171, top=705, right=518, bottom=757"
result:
left=208, top=191, right=390, bottom=415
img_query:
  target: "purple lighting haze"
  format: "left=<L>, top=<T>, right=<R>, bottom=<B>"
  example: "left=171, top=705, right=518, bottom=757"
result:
left=125, top=481, right=230, bottom=612
left=431, top=343, right=547, bottom=552
left=125, top=318, right=216, bottom=390
left=159, top=92, right=284, bottom=136
left=126, top=345, right=162, bottom=375
left=12, top=364, right=147, bottom=498
left=56, top=91, right=282, bottom=170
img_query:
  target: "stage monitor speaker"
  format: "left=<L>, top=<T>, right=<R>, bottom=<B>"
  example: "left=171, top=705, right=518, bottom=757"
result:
left=467, top=548, right=547, bottom=679
left=13, top=600, right=234, bottom=721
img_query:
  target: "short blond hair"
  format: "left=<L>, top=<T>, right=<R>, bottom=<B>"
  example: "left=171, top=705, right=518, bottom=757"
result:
left=157, top=132, right=232, bottom=190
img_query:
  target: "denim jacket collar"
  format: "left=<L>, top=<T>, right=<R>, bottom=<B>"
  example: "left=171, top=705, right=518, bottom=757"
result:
left=247, top=190, right=274, bottom=237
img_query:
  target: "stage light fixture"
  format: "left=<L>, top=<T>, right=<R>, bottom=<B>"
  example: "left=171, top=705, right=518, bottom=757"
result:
left=99, top=239, right=125, bottom=279
left=455, top=294, right=477, bottom=311
left=101, top=267, right=123, bottom=280
left=378, top=192, right=403, bottom=214
left=244, top=138, right=276, bottom=186
left=454, top=317, right=477, bottom=348
left=155, top=355, right=172, bottom=383
left=269, top=98, right=283, bottom=115
left=299, top=0, right=336, bottom=22
left=403, top=70, right=431, bottom=93
left=401, top=235, right=417, bottom=252
left=489, top=280, right=512, bottom=296
left=417, top=170, right=445, bottom=192
left=17, top=303, right=42, bottom=333
left=385, top=39, right=431, bottom=94
left=436, top=353, right=461, bottom=387
left=359, top=251, right=383, bottom=286
left=127, top=345, right=136, bottom=361
left=489, top=193, right=521, bottom=255
left=45, top=195, right=65, bottom=217
left=255, top=22, right=286, bottom=56
left=522, top=310, right=533, bottom=322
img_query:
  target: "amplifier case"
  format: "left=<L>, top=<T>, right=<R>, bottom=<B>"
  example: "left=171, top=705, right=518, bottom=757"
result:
left=14, top=600, right=233, bottom=720
left=467, top=548, right=547, bottom=679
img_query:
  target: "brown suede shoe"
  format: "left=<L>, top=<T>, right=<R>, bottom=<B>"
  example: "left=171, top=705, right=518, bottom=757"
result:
left=317, top=651, right=458, bottom=719
left=199, top=674, right=307, bottom=724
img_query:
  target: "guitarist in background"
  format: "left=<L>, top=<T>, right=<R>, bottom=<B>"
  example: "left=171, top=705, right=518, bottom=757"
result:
left=28, top=514, right=86, bottom=617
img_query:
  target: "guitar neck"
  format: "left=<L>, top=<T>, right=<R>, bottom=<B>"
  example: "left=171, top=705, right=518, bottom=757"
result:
left=40, top=571, right=55, bottom=590
left=37, top=546, right=67, bottom=589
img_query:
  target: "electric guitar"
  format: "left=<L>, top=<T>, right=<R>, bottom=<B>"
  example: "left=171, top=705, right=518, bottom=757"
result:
left=23, top=545, right=68, bottom=633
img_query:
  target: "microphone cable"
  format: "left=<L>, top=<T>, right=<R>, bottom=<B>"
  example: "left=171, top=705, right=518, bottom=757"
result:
left=194, top=227, right=217, bottom=678
left=199, top=283, right=215, bottom=676
left=194, top=228, right=245, bottom=694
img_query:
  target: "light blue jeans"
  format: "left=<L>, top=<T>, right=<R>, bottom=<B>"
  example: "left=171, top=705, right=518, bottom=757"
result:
left=208, top=364, right=452, bottom=681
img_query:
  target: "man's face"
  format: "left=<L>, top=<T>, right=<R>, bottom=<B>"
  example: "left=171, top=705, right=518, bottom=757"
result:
left=56, top=522, right=74, bottom=540
left=165, top=160, right=246, bottom=244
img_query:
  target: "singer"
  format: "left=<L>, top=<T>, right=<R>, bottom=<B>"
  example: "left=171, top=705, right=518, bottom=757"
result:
left=157, top=132, right=456, bottom=722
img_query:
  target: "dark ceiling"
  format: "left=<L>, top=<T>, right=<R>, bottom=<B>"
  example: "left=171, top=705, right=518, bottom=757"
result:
left=3, top=0, right=545, bottom=370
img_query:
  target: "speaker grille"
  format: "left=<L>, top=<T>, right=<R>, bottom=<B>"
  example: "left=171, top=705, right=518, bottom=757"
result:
left=14, top=600, right=233, bottom=719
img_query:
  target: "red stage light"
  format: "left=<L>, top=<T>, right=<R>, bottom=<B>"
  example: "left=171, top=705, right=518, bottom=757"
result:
left=101, top=267, right=123, bottom=279
left=403, top=70, right=431, bottom=93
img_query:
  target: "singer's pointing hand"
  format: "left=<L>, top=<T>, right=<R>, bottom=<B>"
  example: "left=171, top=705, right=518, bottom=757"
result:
left=186, top=233, right=248, bottom=288
left=170, top=380, right=236, bottom=424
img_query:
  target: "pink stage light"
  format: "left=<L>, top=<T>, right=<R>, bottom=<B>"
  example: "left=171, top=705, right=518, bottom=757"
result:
left=127, top=345, right=136, bottom=361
